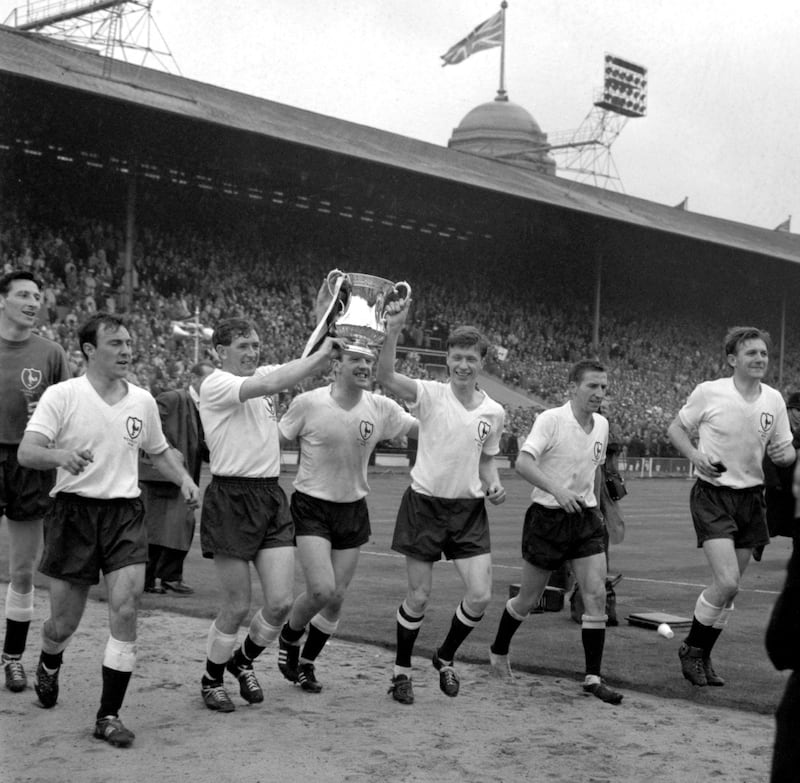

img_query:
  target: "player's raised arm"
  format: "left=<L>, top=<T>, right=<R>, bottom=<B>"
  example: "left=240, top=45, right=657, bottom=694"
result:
left=239, top=336, right=340, bottom=401
left=376, top=298, right=417, bottom=403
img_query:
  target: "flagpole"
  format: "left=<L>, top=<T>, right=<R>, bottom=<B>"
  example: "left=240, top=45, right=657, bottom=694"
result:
left=194, top=304, right=200, bottom=364
left=497, top=1, right=508, bottom=101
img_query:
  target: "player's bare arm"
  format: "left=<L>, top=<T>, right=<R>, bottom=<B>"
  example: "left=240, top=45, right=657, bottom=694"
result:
left=149, top=448, right=201, bottom=508
left=767, top=437, right=796, bottom=468
left=667, top=415, right=724, bottom=479
left=376, top=299, right=417, bottom=403
left=17, top=431, right=94, bottom=476
left=239, top=336, right=341, bottom=401
left=479, top=452, right=506, bottom=505
left=515, top=450, right=583, bottom=513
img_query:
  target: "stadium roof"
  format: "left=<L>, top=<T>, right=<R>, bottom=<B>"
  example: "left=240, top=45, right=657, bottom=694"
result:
left=2, top=25, right=800, bottom=265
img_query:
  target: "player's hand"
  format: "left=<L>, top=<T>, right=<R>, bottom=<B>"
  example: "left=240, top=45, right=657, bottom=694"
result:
left=693, top=452, right=725, bottom=479
left=383, top=297, right=411, bottom=334
left=767, top=439, right=796, bottom=467
left=552, top=488, right=584, bottom=514
left=485, top=482, right=506, bottom=505
left=181, top=478, right=200, bottom=509
left=60, top=449, right=94, bottom=475
left=315, top=336, right=344, bottom=361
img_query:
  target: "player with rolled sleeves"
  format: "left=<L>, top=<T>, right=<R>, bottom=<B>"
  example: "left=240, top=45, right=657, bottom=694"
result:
left=18, top=313, right=200, bottom=747
left=668, top=326, right=795, bottom=687
left=276, top=345, right=417, bottom=693
left=378, top=299, right=506, bottom=705
left=0, top=270, right=70, bottom=694
left=198, top=318, right=339, bottom=712
left=489, top=359, right=623, bottom=705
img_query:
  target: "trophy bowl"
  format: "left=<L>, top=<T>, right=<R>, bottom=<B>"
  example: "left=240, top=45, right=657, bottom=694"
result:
left=302, top=269, right=411, bottom=358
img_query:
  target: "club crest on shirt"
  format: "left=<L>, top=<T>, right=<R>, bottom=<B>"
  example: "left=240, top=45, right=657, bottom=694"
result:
left=126, top=417, right=143, bottom=441
left=359, top=420, right=374, bottom=442
left=594, top=441, right=603, bottom=460
left=760, top=412, right=774, bottom=434
left=20, top=367, right=42, bottom=390
left=477, top=420, right=492, bottom=443
left=263, top=396, right=276, bottom=419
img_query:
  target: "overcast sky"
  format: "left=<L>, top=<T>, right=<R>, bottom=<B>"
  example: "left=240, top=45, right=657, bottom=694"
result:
left=3, top=0, right=799, bottom=231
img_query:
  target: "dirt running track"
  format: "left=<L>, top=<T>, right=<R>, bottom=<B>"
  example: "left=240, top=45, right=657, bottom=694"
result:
left=0, top=592, right=778, bottom=783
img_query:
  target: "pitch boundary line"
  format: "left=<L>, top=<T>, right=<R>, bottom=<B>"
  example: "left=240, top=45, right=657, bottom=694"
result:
left=360, top=549, right=781, bottom=595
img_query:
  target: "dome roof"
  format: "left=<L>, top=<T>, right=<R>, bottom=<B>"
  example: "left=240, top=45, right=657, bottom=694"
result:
left=448, top=95, right=556, bottom=176
left=455, top=100, right=544, bottom=136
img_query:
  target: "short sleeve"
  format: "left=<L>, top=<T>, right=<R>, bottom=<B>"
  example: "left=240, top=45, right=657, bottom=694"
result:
left=379, top=397, right=415, bottom=440
left=520, top=412, right=556, bottom=459
left=278, top=394, right=308, bottom=441
left=201, top=370, right=245, bottom=411
left=24, top=383, right=63, bottom=441
left=678, top=384, right=706, bottom=432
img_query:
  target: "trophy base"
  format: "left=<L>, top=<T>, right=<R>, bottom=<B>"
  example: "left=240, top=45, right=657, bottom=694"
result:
left=335, top=326, right=382, bottom=358
left=341, top=343, right=377, bottom=358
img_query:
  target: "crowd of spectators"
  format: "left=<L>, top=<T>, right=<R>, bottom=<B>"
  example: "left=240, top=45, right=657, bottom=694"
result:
left=3, top=203, right=798, bottom=461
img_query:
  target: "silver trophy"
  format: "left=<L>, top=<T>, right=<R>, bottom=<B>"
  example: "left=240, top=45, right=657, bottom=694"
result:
left=302, top=269, right=411, bottom=358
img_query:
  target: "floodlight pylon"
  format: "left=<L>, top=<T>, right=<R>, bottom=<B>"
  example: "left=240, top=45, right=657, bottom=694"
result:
left=3, top=0, right=180, bottom=75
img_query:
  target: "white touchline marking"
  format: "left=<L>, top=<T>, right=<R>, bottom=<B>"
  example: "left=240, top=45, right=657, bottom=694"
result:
left=359, top=550, right=781, bottom=595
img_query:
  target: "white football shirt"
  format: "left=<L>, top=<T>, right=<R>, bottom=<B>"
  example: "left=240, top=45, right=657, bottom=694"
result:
left=279, top=385, right=415, bottom=502
left=520, top=402, right=608, bottom=508
left=408, top=379, right=504, bottom=499
left=678, top=377, right=792, bottom=489
left=200, top=366, right=282, bottom=478
left=26, top=375, right=168, bottom=499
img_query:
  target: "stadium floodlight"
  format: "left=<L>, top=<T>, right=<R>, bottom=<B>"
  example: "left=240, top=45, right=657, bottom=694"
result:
left=3, top=0, right=180, bottom=75
left=595, top=54, right=648, bottom=118
left=4, top=0, right=128, bottom=30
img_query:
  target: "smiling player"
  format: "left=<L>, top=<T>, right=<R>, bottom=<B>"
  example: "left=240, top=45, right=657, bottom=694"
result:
left=668, top=326, right=795, bottom=688
left=276, top=346, right=416, bottom=693
left=0, top=271, right=70, bottom=695
left=377, top=301, right=506, bottom=705
left=197, top=318, right=339, bottom=713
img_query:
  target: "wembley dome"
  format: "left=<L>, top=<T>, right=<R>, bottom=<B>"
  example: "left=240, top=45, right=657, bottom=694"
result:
left=448, top=95, right=556, bottom=176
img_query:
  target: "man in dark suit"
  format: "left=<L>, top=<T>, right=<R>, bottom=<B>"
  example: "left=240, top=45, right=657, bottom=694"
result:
left=140, top=361, right=214, bottom=594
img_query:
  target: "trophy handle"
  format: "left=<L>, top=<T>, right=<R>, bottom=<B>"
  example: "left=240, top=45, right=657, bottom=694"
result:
left=393, top=281, right=411, bottom=304
left=325, top=269, right=347, bottom=296
left=326, top=268, right=347, bottom=296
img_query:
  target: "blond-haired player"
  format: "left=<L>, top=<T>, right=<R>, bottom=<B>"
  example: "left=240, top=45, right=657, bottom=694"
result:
left=276, top=346, right=416, bottom=692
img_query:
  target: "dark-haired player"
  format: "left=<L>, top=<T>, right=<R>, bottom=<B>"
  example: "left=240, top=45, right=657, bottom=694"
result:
left=489, top=359, right=623, bottom=705
left=0, top=270, right=70, bottom=693
left=197, top=318, right=338, bottom=712
left=378, top=302, right=505, bottom=705
left=19, top=313, right=199, bottom=746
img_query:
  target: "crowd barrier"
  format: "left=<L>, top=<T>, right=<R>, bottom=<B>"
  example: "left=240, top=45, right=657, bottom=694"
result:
left=619, top=457, right=693, bottom=479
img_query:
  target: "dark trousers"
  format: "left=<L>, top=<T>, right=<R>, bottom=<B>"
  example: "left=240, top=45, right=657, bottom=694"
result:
left=772, top=670, right=800, bottom=782
left=145, top=544, right=187, bottom=586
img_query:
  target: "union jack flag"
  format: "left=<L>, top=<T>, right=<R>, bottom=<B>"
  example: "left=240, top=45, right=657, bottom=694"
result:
left=440, top=11, right=503, bottom=66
